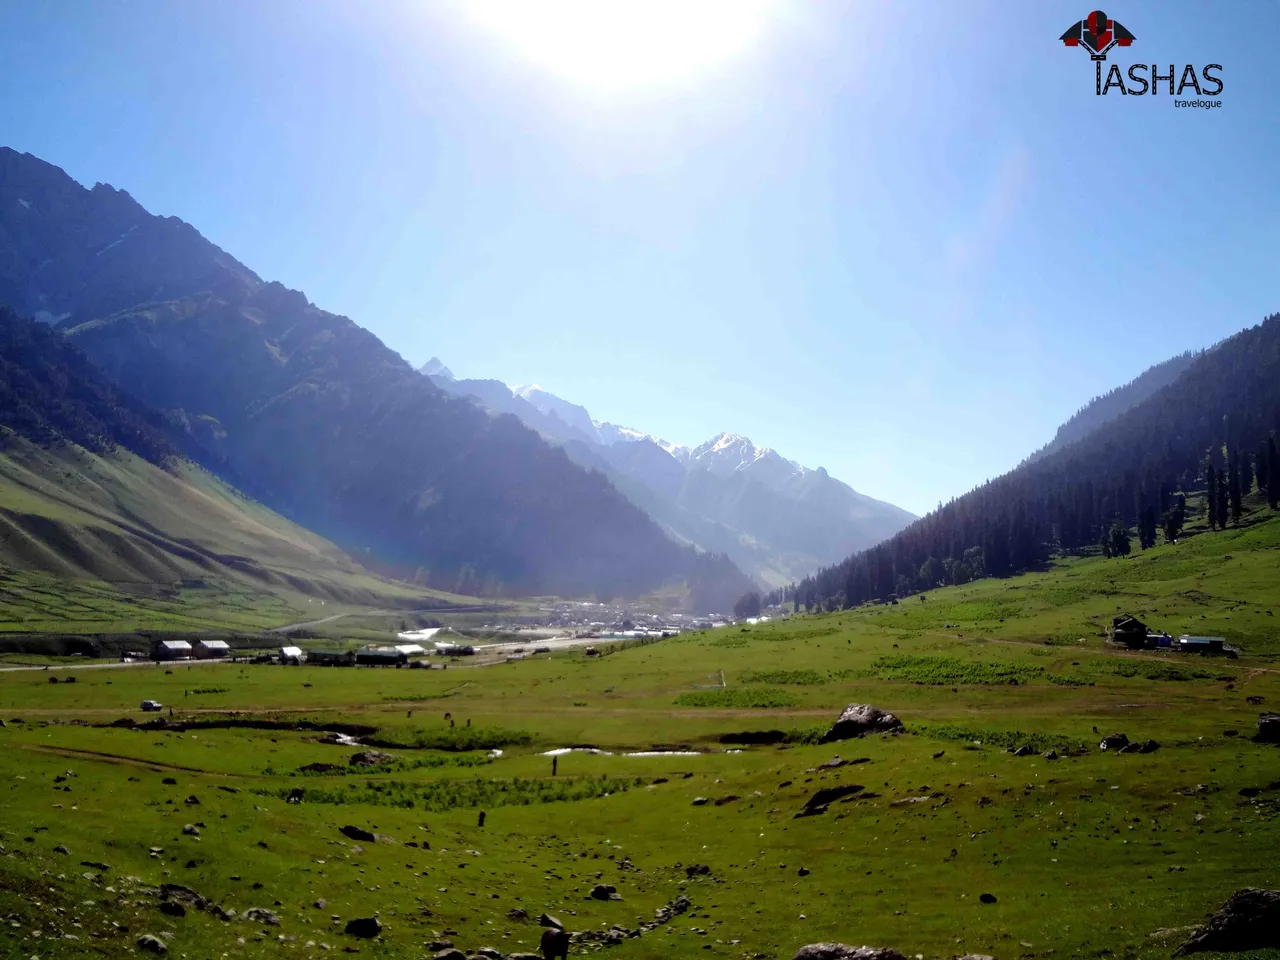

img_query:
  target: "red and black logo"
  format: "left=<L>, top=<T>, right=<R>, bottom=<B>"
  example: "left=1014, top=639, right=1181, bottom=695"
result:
left=1060, top=10, right=1134, bottom=61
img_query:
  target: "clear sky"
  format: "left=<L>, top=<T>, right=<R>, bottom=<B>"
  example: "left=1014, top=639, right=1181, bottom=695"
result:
left=2, top=1, right=1277, bottom=515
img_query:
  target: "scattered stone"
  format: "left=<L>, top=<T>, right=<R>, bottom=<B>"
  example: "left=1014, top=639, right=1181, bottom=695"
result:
left=314, top=899, right=327, bottom=909
left=182, top=824, right=200, bottom=837
left=538, top=913, right=564, bottom=929
left=589, top=883, right=623, bottom=901
left=932, top=750, right=945, bottom=759
left=691, top=797, right=708, bottom=806
left=344, top=917, right=382, bottom=938
left=539, top=927, right=571, bottom=959
left=242, top=908, right=281, bottom=927
left=820, top=705, right=905, bottom=743
left=979, top=893, right=997, bottom=904
left=137, top=933, right=168, bottom=953
left=184, top=795, right=200, bottom=805
left=162, top=777, right=177, bottom=785
left=53, top=844, right=69, bottom=855
left=1011, top=745, right=1035, bottom=757
left=1174, top=888, right=1280, bottom=955
left=299, top=763, right=342, bottom=773
left=1042, top=750, right=1059, bottom=760
left=1257, top=714, right=1280, bottom=743
left=434, top=950, right=465, bottom=960
left=427, top=941, right=454, bottom=951
left=340, top=825, right=377, bottom=843
left=348, top=751, right=394, bottom=767
left=792, top=945, right=907, bottom=960
left=159, top=901, right=186, bottom=918
left=797, top=867, right=811, bottom=877
left=797, top=783, right=864, bottom=817
left=506, top=907, right=528, bottom=921
left=80, top=860, right=110, bottom=871
left=685, top=864, right=711, bottom=878
left=473, top=948, right=504, bottom=959
left=1099, top=733, right=1130, bottom=751
left=218, top=785, right=239, bottom=794
left=713, top=794, right=739, bottom=806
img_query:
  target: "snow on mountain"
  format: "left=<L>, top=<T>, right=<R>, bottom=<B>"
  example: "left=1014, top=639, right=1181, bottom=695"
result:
left=418, top=361, right=916, bottom=585
left=419, top=357, right=455, bottom=381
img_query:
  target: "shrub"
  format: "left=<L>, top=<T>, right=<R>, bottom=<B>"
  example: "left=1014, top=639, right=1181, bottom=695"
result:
left=674, top=687, right=800, bottom=709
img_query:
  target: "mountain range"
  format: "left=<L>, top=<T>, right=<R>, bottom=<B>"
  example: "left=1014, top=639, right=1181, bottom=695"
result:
left=419, top=359, right=915, bottom=586
left=0, top=146, right=752, bottom=610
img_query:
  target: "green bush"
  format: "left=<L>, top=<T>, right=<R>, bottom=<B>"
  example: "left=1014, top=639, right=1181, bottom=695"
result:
left=739, top=669, right=826, bottom=685
left=871, top=654, right=1043, bottom=685
left=261, top=775, right=637, bottom=811
left=674, top=687, right=800, bottom=708
left=916, top=723, right=1088, bottom=755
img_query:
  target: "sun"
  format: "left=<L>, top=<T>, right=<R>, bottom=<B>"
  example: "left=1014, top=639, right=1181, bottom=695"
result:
left=458, top=0, right=779, bottom=94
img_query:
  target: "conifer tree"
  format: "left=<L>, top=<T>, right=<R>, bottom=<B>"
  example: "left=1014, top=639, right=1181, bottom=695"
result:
left=1270, top=438, right=1280, bottom=510
left=1228, top=457, right=1243, bottom=523
left=1206, top=466, right=1219, bottom=529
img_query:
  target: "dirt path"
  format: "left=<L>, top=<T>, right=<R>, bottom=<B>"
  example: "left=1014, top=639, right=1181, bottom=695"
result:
left=15, top=741, right=244, bottom=777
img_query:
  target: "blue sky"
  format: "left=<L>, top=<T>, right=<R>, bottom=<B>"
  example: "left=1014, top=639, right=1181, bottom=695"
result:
left=2, top=1, right=1277, bottom=515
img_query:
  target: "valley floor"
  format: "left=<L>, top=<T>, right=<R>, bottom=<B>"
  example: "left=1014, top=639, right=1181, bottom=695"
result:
left=1, top=516, right=1279, bottom=959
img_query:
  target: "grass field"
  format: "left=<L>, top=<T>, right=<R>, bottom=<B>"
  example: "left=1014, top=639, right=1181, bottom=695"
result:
left=0, top=515, right=1278, bottom=959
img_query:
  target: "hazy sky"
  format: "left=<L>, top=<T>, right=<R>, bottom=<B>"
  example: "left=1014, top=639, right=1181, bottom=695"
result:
left=2, top=1, right=1277, bottom=515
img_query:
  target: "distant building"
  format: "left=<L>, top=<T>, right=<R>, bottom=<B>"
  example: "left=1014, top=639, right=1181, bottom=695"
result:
left=1177, top=635, right=1226, bottom=654
left=309, top=650, right=355, bottom=667
left=394, top=644, right=426, bottom=657
left=1111, top=615, right=1149, bottom=649
left=153, top=639, right=193, bottom=661
left=278, top=645, right=306, bottom=665
left=194, top=639, right=230, bottom=659
left=355, top=646, right=408, bottom=666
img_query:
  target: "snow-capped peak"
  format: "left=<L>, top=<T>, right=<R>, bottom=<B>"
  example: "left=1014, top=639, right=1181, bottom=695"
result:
left=419, top=357, right=455, bottom=380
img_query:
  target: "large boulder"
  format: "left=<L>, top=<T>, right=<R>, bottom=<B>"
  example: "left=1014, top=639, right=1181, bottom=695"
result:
left=137, top=934, right=168, bottom=954
left=348, top=750, right=394, bottom=767
left=589, top=883, right=622, bottom=901
left=1099, top=733, right=1130, bottom=751
left=242, top=908, right=281, bottom=926
left=793, top=945, right=907, bottom=960
left=340, top=825, right=377, bottom=843
left=1257, top=713, right=1280, bottom=743
left=798, top=784, right=865, bottom=817
left=1174, top=888, right=1280, bottom=955
left=819, top=705, right=904, bottom=743
left=345, top=916, right=383, bottom=938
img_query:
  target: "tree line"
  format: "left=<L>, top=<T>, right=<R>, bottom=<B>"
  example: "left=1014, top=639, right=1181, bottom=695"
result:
left=769, top=313, right=1280, bottom=612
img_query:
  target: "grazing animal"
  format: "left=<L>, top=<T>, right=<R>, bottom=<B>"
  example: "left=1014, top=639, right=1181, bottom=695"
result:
left=540, top=926, right=570, bottom=960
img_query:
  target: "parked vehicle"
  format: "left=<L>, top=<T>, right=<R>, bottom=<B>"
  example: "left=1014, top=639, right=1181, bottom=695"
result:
left=140, top=700, right=163, bottom=712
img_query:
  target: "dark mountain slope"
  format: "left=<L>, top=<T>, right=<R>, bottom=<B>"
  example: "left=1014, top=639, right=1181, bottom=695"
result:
left=791, top=314, right=1280, bottom=609
left=0, top=303, right=171, bottom=462
left=1026, top=351, right=1198, bottom=462
left=0, top=148, right=749, bottom=606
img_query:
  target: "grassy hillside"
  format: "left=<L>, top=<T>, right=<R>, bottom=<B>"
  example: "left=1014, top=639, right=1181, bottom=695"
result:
left=1, top=516, right=1277, bottom=959
left=0, top=435, right=487, bottom=635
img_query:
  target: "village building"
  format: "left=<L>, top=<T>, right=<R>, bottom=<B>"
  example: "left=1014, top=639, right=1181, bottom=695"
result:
left=153, top=638, right=193, bottom=661
left=194, top=639, right=230, bottom=659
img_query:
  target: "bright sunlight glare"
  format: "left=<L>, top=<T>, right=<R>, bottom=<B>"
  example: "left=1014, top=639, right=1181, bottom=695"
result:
left=459, top=0, right=779, bottom=93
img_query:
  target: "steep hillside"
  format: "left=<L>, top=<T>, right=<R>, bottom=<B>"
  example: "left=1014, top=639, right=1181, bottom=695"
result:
left=1026, top=350, right=1198, bottom=462
left=793, top=313, right=1280, bottom=609
left=0, top=148, right=750, bottom=608
left=424, top=367, right=914, bottom=585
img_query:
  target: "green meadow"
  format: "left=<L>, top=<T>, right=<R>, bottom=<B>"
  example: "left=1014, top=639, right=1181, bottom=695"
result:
left=1, top=516, right=1278, bottom=959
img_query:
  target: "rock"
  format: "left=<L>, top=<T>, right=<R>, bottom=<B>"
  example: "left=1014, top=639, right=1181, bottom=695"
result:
left=691, top=797, right=708, bottom=806
left=340, top=825, right=376, bottom=843
left=137, top=934, right=168, bottom=953
left=80, top=860, right=110, bottom=871
left=433, top=950, right=465, bottom=960
left=1011, top=745, right=1035, bottom=757
left=473, top=949, right=504, bottom=959
left=819, top=704, right=905, bottom=743
left=1139, top=738, right=1160, bottom=753
left=314, top=899, right=327, bottom=909
left=540, top=927, right=571, bottom=959
left=957, top=955, right=996, bottom=959
left=299, top=762, right=342, bottom=773
left=979, top=893, right=997, bottom=904
left=427, top=942, right=454, bottom=951
left=1256, top=714, right=1280, bottom=743
left=1174, top=888, right=1280, bottom=955
left=1099, top=733, right=1129, bottom=751
left=162, top=777, right=177, bottom=785
left=159, top=901, right=186, bottom=918
left=182, top=824, right=199, bottom=836
left=242, top=908, right=281, bottom=926
left=797, top=783, right=864, bottom=817
left=508, top=954, right=543, bottom=960
left=184, top=795, right=200, bottom=805
left=797, top=867, right=811, bottom=876
left=538, top=913, right=564, bottom=929
left=348, top=750, right=394, bottom=767
left=685, top=864, right=711, bottom=878
left=53, top=844, right=69, bottom=854
left=792, top=945, right=907, bottom=960
left=590, top=883, right=622, bottom=901
left=506, top=907, right=528, bottom=921
left=286, top=787, right=305, bottom=804
left=1042, top=750, right=1058, bottom=760
left=344, top=916, right=382, bottom=938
